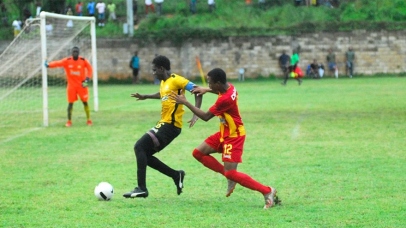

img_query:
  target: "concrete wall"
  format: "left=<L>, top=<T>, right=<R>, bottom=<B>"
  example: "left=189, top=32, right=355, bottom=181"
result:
left=2, top=30, right=405, bottom=81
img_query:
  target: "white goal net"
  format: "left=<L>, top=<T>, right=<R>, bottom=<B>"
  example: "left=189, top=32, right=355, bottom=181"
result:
left=0, top=12, right=98, bottom=141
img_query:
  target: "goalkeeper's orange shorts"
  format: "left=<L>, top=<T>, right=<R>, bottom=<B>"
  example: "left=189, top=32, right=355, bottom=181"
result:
left=204, top=132, right=245, bottom=163
left=67, top=86, right=89, bottom=103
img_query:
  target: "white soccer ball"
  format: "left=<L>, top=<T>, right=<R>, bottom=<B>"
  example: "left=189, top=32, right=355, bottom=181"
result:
left=94, top=182, right=114, bottom=201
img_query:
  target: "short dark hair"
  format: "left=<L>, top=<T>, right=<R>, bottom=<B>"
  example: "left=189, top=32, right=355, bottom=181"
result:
left=207, top=68, right=226, bottom=84
left=152, top=55, right=171, bottom=71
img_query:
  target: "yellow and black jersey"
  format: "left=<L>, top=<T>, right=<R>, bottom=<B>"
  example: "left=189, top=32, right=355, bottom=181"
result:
left=159, top=73, right=195, bottom=128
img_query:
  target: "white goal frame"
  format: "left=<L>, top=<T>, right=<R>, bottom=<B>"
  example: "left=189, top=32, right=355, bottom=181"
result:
left=40, top=11, right=99, bottom=127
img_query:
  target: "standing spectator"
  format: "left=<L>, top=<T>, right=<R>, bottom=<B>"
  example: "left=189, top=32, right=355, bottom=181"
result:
left=208, top=0, right=216, bottom=13
left=44, top=47, right=93, bottom=127
left=35, top=2, right=41, bottom=17
left=326, top=48, right=338, bottom=78
left=129, top=51, right=140, bottom=84
left=75, top=1, right=83, bottom=16
left=23, top=8, right=32, bottom=24
left=12, top=19, right=22, bottom=37
left=122, top=55, right=202, bottom=199
left=190, top=0, right=197, bottom=14
left=87, top=1, right=96, bottom=16
left=107, top=1, right=116, bottom=21
left=282, top=50, right=302, bottom=85
left=345, top=47, right=355, bottom=78
left=145, top=0, right=155, bottom=15
left=278, top=50, right=290, bottom=78
left=66, top=7, right=74, bottom=28
left=154, top=0, right=164, bottom=16
left=96, top=0, right=106, bottom=27
left=169, top=68, right=280, bottom=209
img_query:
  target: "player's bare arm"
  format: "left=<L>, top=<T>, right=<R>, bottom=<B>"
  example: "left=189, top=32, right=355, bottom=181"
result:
left=191, top=86, right=213, bottom=96
left=170, top=92, right=214, bottom=121
left=131, top=92, right=160, bottom=100
left=188, top=93, right=203, bottom=128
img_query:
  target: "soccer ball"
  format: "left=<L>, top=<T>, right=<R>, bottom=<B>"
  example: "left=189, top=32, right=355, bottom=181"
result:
left=94, top=182, right=114, bottom=201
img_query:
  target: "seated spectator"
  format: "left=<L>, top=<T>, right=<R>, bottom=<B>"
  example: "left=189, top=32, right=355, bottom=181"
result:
left=318, top=63, right=325, bottom=78
left=310, top=59, right=319, bottom=78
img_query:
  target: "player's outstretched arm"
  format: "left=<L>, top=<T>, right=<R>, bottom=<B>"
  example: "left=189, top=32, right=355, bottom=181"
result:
left=170, top=92, right=214, bottom=122
left=188, top=93, right=203, bottom=128
left=191, top=86, right=214, bottom=96
left=131, top=92, right=160, bottom=100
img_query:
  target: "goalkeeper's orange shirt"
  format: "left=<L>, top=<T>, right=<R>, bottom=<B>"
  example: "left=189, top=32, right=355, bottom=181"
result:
left=48, top=56, right=93, bottom=88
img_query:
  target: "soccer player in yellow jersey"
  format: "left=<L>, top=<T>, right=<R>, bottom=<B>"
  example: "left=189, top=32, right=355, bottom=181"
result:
left=123, top=55, right=202, bottom=198
left=170, top=68, right=280, bottom=209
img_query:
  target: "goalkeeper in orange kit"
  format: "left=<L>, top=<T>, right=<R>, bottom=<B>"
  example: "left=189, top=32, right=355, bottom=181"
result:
left=45, top=47, right=93, bottom=127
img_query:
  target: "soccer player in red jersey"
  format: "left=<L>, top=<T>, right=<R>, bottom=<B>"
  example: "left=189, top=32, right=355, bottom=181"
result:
left=45, top=47, right=93, bottom=127
left=170, top=68, right=280, bottom=209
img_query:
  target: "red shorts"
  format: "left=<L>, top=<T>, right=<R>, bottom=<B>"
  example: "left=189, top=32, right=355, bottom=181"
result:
left=204, top=132, right=245, bottom=163
left=67, top=86, right=89, bottom=103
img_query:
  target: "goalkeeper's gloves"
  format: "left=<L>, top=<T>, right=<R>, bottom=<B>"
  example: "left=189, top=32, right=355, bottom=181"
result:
left=82, top=77, right=90, bottom=88
left=44, top=60, right=49, bottom=68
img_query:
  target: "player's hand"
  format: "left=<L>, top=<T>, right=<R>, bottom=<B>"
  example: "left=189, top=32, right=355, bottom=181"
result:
left=169, top=91, right=187, bottom=104
left=81, top=77, right=89, bottom=88
left=188, top=115, right=199, bottom=128
left=44, top=61, right=49, bottom=68
left=131, top=93, right=146, bottom=100
left=191, top=86, right=208, bottom=96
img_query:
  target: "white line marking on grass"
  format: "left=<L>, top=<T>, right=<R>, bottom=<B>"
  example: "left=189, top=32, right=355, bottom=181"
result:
left=291, top=106, right=310, bottom=140
left=0, top=127, right=42, bottom=144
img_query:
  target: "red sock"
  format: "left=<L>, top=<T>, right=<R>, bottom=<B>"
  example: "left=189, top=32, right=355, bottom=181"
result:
left=192, top=149, right=224, bottom=175
left=224, top=169, right=271, bottom=194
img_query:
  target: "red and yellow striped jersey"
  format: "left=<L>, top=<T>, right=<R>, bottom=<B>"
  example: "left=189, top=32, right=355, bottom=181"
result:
left=209, top=83, right=246, bottom=142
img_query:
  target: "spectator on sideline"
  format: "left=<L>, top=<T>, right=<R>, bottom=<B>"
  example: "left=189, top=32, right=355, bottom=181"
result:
left=309, top=59, right=320, bottom=78
left=12, top=19, right=22, bottom=37
left=122, top=55, right=202, bottom=199
left=95, top=0, right=106, bottom=27
left=35, top=2, right=41, bottom=17
left=278, top=50, right=290, bottom=78
left=87, top=1, right=96, bottom=16
left=44, top=47, right=93, bottom=127
left=345, top=47, right=355, bottom=78
left=107, top=1, right=117, bottom=21
left=169, top=68, right=280, bottom=209
left=145, top=0, right=155, bottom=15
left=129, top=51, right=140, bottom=84
left=282, top=49, right=302, bottom=85
left=66, top=7, right=74, bottom=28
left=208, top=0, right=215, bottom=13
left=190, top=0, right=197, bottom=14
left=326, top=48, right=338, bottom=78
left=154, top=0, right=164, bottom=16
left=75, top=1, right=83, bottom=16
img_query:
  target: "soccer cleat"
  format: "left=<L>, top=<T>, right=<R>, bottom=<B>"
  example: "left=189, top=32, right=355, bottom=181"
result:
left=87, top=120, right=93, bottom=126
left=226, top=179, right=237, bottom=197
left=65, top=121, right=72, bottom=127
left=173, top=170, right=185, bottom=195
left=123, top=187, right=149, bottom=198
left=263, top=187, right=280, bottom=209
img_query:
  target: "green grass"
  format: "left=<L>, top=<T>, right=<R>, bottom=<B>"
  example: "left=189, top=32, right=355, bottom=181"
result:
left=1, top=77, right=406, bottom=227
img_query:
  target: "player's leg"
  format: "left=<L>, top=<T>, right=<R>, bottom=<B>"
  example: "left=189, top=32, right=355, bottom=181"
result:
left=123, top=132, right=154, bottom=198
left=78, top=87, right=91, bottom=125
left=144, top=123, right=185, bottom=195
left=66, top=103, right=73, bottom=127
left=65, top=87, right=77, bottom=127
left=192, top=132, right=225, bottom=174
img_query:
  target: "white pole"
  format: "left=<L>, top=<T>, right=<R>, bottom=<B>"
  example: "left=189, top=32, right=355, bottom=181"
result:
left=90, top=20, right=99, bottom=112
left=40, top=12, right=49, bottom=127
left=127, top=0, right=134, bottom=37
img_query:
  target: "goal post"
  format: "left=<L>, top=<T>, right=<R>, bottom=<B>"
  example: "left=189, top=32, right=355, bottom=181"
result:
left=0, top=11, right=98, bottom=137
left=40, top=11, right=98, bottom=127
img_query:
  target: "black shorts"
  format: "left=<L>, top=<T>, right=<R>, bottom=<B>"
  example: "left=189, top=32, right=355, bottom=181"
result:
left=132, top=68, right=139, bottom=77
left=146, top=122, right=181, bottom=152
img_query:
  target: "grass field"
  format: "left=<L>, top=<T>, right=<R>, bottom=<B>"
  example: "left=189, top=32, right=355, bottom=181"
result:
left=1, top=77, right=405, bottom=227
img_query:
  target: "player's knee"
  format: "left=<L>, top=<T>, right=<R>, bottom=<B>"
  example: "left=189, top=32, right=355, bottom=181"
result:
left=192, top=149, right=204, bottom=161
